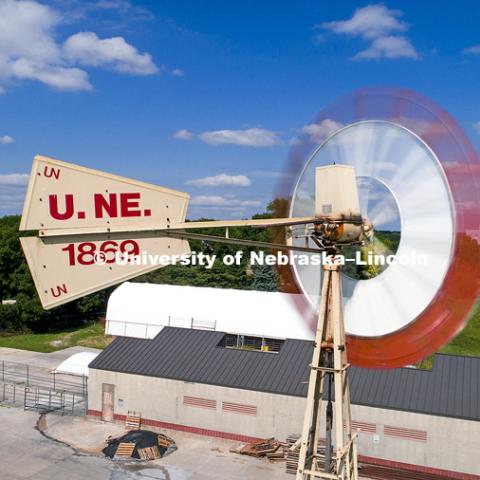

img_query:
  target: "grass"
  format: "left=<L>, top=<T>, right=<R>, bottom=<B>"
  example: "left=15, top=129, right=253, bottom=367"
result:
left=440, top=303, right=480, bottom=356
left=415, top=303, right=480, bottom=370
left=0, top=322, right=114, bottom=353
left=1, top=305, right=479, bottom=358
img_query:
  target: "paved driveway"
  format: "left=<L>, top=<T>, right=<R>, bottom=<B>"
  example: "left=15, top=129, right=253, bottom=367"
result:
left=0, top=406, right=291, bottom=480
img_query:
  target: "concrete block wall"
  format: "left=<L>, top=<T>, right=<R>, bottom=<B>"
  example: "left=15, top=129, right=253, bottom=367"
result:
left=88, top=369, right=480, bottom=476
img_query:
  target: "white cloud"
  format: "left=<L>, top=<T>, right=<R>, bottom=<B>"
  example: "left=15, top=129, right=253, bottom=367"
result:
left=474, top=122, right=480, bottom=134
left=187, top=173, right=251, bottom=187
left=300, top=119, right=343, bottom=143
left=462, top=45, right=480, bottom=55
left=318, top=4, right=417, bottom=61
left=0, top=173, right=29, bottom=212
left=171, top=68, right=184, bottom=77
left=190, top=195, right=261, bottom=207
left=0, top=173, right=29, bottom=185
left=173, top=129, right=194, bottom=140
left=198, top=128, right=282, bottom=147
left=0, top=135, right=14, bottom=144
left=354, top=36, right=418, bottom=60
left=63, top=32, right=157, bottom=75
left=320, top=4, right=407, bottom=39
left=0, top=0, right=158, bottom=92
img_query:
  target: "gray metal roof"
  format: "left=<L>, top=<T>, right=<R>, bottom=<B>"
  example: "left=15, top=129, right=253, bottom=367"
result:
left=89, top=327, right=480, bottom=421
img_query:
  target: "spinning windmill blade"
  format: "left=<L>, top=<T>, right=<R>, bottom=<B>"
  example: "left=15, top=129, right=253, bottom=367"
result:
left=280, top=87, right=480, bottom=369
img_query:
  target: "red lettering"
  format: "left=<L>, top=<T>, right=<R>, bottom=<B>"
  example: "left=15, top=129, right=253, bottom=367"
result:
left=62, top=244, right=75, bottom=266
left=62, top=240, right=140, bottom=266
left=51, top=284, right=68, bottom=297
left=77, top=242, right=96, bottom=265
left=43, top=166, right=60, bottom=179
left=94, top=193, right=118, bottom=218
left=49, top=194, right=74, bottom=220
left=120, top=193, right=141, bottom=217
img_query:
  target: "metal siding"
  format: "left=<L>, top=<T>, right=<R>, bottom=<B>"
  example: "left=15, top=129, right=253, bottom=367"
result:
left=89, top=327, right=480, bottom=421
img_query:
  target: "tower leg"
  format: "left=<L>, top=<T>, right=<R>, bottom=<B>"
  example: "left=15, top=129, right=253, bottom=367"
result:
left=295, top=264, right=358, bottom=480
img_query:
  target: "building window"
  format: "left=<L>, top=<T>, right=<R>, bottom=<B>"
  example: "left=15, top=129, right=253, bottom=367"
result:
left=218, top=333, right=284, bottom=353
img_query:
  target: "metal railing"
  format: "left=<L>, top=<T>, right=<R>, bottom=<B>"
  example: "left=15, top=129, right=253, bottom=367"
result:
left=0, top=360, right=87, bottom=416
left=106, top=316, right=217, bottom=339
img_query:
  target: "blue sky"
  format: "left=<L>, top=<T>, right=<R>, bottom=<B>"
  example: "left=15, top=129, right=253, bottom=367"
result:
left=1, top=0, right=480, bottom=219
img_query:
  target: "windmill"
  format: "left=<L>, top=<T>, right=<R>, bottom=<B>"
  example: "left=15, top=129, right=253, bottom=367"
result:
left=18, top=88, right=480, bottom=480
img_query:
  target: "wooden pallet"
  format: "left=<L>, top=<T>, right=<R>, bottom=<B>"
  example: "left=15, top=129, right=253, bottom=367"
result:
left=158, top=435, right=170, bottom=449
left=239, top=438, right=280, bottom=457
left=138, top=446, right=161, bottom=460
left=125, top=411, right=141, bottom=430
left=115, top=442, right=135, bottom=457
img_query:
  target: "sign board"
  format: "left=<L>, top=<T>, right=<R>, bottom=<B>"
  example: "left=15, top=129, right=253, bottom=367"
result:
left=20, top=155, right=191, bottom=308
left=20, top=155, right=189, bottom=231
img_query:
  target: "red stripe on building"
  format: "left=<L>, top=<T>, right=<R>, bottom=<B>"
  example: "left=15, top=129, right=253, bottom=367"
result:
left=183, top=396, right=216, bottom=410
left=221, top=401, right=257, bottom=416
left=384, top=425, right=427, bottom=441
left=86, top=410, right=480, bottom=480
left=359, top=455, right=480, bottom=480
left=87, top=410, right=261, bottom=443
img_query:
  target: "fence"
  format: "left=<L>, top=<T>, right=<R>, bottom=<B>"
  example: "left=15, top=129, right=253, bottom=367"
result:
left=105, top=316, right=217, bottom=339
left=0, top=360, right=87, bottom=416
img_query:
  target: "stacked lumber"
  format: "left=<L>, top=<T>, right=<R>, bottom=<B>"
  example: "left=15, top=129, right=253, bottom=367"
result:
left=266, top=450, right=286, bottom=461
left=286, top=434, right=301, bottom=474
left=125, top=411, right=141, bottom=430
left=115, top=442, right=135, bottom=457
left=285, top=434, right=333, bottom=475
left=239, top=438, right=281, bottom=457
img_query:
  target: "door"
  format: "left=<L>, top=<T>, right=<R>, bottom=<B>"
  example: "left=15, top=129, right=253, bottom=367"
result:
left=101, top=383, right=115, bottom=422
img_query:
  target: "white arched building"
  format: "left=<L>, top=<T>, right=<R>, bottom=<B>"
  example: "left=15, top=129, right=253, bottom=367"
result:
left=105, top=282, right=315, bottom=341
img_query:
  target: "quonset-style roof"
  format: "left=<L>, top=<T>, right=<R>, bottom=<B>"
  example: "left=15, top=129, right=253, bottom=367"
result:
left=54, top=351, right=99, bottom=377
left=89, top=327, right=480, bottom=422
left=105, top=282, right=315, bottom=340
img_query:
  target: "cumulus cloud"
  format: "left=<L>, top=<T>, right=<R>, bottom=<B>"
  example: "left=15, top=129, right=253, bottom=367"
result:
left=173, top=129, right=194, bottom=140
left=187, top=173, right=251, bottom=187
left=0, top=0, right=158, bottom=92
left=318, top=4, right=418, bottom=60
left=300, top=119, right=343, bottom=143
left=354, top=36, right=418, bottom=60
left=0, top=135, right=15, bottom=144
left=0, top=173, right=29, bottom=212
left=462, top=45, right=480, bottom=55
left=0, top=173, right=29, bottom=185
left=320, top=4, right=407, bottom=39
left=171, top=68, right=184, bottom=77
left=198, top=128, right=282, bottom=147
left=190, top=195, right=261, bottom=207
left=63, top=32, right=157, bottom=75
left=173, top=127, right=282, bottom=147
